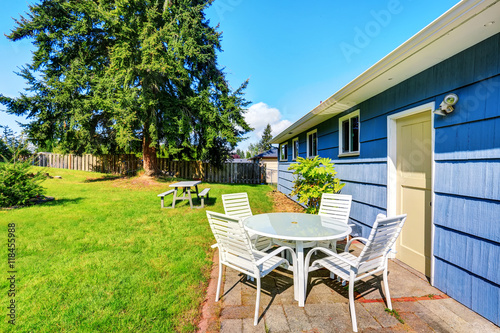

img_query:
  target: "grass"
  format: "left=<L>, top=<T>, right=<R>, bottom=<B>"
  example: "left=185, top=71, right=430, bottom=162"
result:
left=385, top=308, right=405, bottom=324
left=0, top=167, right=275, bottom=332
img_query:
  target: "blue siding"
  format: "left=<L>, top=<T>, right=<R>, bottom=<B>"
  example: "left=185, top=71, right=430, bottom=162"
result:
left=341, top=181, right=386, bottom=209
left=277, top=33, right=500, bottom=325
left=434, top=194, right=500, bottom=243
left=435, top=160, right=500, bottom=200
left=335, top=162, right=387, bottom=185
left=472, top=275, right=500, bottom=325
left=435, top=117, right=500, bottom=160
left=349, top=201, right=386, bottom=238
left=434, top=226, right=500, bottom=285
left=434, top=258, right=473, bottom=308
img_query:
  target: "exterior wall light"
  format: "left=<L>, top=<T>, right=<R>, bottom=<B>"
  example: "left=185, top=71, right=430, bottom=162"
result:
left=433, top=93, right=459, bottom=116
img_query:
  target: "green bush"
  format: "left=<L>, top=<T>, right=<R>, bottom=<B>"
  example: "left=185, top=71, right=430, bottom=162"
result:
left=288, top=156, right=344, bottom=214
left=0, top=144, right=47, bottom=208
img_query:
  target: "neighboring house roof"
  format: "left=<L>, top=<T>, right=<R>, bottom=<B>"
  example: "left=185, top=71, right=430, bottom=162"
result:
left=249, top=147, right=278, bottom=161
left=231, top=158, right=252, bottom=163
left=271, top=0, right=500, bottom=144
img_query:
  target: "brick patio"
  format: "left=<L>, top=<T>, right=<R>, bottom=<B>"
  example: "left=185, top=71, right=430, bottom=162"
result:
left=198, top=243, right=500, bottom=333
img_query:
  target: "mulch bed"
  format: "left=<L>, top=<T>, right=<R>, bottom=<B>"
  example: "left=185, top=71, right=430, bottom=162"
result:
left=268, top=189, right=305, bottom=213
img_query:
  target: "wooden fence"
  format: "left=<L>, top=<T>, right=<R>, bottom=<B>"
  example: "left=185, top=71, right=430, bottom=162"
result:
left=37, top=153, right=266, bottom=184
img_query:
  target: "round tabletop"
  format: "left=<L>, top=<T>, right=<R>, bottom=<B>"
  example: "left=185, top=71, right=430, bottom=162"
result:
left=244, top=212, right=351, bottom=241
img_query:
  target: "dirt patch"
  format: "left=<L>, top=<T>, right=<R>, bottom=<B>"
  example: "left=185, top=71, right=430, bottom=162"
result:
left=111, top=175, right=166, bottom=189
left=268, top=189, right=305, bottom=213
left=85, top=174, right=172, bottom=190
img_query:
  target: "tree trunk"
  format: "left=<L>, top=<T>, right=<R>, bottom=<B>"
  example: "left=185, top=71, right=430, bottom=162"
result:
left=142, top=132, right=158, bottom=177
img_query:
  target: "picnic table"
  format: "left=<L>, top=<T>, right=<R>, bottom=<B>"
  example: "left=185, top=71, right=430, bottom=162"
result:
left=168, top=180, right=201, bottom=209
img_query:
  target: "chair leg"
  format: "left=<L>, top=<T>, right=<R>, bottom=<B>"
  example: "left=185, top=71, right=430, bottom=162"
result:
left=294, top=264, right=299, bottom=303
left=348, top=272, right=358, bottom=332
left=216, top=261, right=223, bottom=301
left=383, top=265, right=392, bottom=310
left=254, top=276, right=261, bottom=325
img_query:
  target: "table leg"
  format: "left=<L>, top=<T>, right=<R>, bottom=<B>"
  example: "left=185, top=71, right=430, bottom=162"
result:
left=187, top=189, right=193, bottom=209
left=172, top=188, right=178, bottom=208
left=194, top=185, right=200, bottom=206
left=297, top=240, right=305, bottom=307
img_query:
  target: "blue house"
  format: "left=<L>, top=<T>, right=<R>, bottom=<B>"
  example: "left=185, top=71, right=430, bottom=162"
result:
left=271, top=0, right=500, bottom=326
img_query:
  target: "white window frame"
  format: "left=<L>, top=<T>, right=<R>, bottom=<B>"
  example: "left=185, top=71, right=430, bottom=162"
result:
left=292, top=137, right=299, bottom=160
left=338, top=110, right=360, bottom=157
left=307, top=129, right=318, bottom=158
left=279, top=142, right=288, bottom=161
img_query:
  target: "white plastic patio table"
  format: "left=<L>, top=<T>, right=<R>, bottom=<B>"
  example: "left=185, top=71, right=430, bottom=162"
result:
left=168, top=180, right=201, bottom=208
left=244, top=212, right=351, bottom=307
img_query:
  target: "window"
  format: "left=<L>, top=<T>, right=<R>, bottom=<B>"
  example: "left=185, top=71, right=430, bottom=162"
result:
left=279, top=143, right=288, bottom=161
left=338, top=110, right=360, bottom=157
left=292, top=138, right=299, bottom=160
left=307, top=130, right=318, bottom=158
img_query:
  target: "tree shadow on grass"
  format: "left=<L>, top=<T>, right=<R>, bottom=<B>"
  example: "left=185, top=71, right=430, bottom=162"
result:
left=84, top=175, right=125, bottom=183
left=1, top=197, right=83, bottom=210
left=43, top=198, right=84, bottom=207
left=208, top=183, right=265, bottom=187
left=200, top=196, right=217, bottom=207
left=155, top=176, right=184, bottom=184
left=162, top=196, right=218, bottom=209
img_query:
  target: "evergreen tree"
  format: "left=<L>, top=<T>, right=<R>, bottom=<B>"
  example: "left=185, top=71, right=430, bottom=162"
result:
left=1, top=0, right=251, bottom=175
left=257, top=123, right=273, bottom=152
left=247, top=143, right=259, bottom=158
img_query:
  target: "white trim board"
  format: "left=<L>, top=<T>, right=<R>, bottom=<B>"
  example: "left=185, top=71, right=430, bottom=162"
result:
left=386, top=101, right=436, bottom=285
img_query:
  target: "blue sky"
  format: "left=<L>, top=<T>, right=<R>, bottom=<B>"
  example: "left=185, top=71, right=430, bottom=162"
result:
left=0, top=0, right=459, bottom=150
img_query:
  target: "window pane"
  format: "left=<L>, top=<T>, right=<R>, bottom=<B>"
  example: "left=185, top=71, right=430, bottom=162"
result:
left=342, top=120, right=350, bottom=153
left=281, top=144, right=287, bottom=160
left=351, top=116, right=359, bottom=152
left=293, top=140, right=298, bottom=159
left=308, top=135, right=311, bottom=156
left=308, top=132, right=317, bottom=157
left=312, top=132, right=317, bottom=156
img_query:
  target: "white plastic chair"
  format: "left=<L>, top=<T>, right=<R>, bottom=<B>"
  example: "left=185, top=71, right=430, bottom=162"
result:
left=221, top=192, right=272, bottom=251
left=305, top=214, right=407, bottom=332
left=206, top=211, right=297, bottom=325
left=317, top=193, right=353, bottom=251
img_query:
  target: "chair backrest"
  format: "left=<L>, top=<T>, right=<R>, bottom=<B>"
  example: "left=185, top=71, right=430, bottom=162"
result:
left=222, top=192, right=253, bottom=219
left=206, top=211, right=256, bottom=274
left=318, top=193, right=352, bottom=224
left=356, top=214, right=407, bottom=273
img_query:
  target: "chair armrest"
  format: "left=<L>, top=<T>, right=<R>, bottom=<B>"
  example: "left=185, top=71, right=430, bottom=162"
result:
left=345, top=237, right=369, bottom=252
left=211, top=243, right=218, bottom=249
left=305, top=247, right=356, bottom=269
left=255, top=246, right=297, bottom=267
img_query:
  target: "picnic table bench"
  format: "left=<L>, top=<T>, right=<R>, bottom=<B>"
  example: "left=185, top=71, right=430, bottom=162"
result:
left=198, top=188, right=211, bottom=208
left=157, top=189, right=175, bottom=209
left=157, top=181, right=210, bottom=209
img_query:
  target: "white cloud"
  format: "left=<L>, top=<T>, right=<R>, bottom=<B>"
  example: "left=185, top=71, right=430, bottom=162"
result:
left=237, top=102, right=292, bottom=151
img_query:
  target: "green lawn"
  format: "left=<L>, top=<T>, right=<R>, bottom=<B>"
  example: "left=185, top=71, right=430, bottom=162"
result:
left=0, top=167, right=274, bottom=332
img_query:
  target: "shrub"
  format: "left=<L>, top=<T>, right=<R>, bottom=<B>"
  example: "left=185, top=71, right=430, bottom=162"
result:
left=0, top=141, right=47, bottom=208
left=288, top=156, right=344, bottom=214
